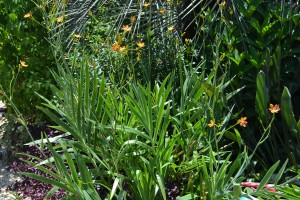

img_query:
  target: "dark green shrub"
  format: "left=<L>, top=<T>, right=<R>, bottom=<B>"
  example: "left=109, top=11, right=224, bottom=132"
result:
left=213, top=0, right=300, bottom=166
left=0, top=0, right=56, bottom=122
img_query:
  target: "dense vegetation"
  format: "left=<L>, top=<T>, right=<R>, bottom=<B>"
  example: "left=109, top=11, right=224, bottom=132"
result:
left=1, top=0, right=300, bottom=199
left=0, top=0, right=56, bottom=122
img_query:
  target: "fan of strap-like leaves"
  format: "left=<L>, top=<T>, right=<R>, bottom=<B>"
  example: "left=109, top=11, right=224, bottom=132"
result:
left=42, top=0, right=229, bottom=49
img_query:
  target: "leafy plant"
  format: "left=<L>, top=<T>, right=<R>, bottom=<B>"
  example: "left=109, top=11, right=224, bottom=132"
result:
left=220, top=0, right=300, bottom=168
left=4, top=0, right=300, bottom=199
left=15, top=34, right=248, bottom=198
left=0, top=0, right=56, bottom=122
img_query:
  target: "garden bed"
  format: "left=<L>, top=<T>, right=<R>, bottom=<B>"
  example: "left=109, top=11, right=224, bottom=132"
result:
left=0, top=101, right=66, bottom=199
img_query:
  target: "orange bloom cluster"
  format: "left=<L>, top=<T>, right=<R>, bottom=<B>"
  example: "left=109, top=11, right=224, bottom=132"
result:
left=130, top=16, right=136, bottom=23
left=136, top=42, right=145, bottom=48
left=111, top=42, right=127, bottom=52
left=57, top=17, right=64, bottom=23
left=208, top=104, right=280, bottom=129
left=208, top=120, right=215, bottom=127
left=159, top=9, right=166, bottom=14
left=24, top=12, right=32, bottom=18
left=20, top=60, right=28, bottom=67
left=219, top=1, right=226, bottom=7
left=238, top=117, right=248, bottom=127
left=168, top=26, right=174, bottom=31
left=122, top=25, right=132, bottom=32
left=269, top=104, right=280, bottom=114
left=19, top=60, right=28, bottom=71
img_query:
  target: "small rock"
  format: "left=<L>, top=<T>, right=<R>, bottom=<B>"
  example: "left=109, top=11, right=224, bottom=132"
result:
left=0, top=101, right=7, bottom=112
left=0, top=190, right=17, bottom=200
left=0, top=101, right=22, bottom=199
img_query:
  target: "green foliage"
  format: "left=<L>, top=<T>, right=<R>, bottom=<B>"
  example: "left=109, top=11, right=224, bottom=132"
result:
left=275, top=185, right=300, bottom=199
left=234, top=160, right=294, bottom=200
left=214, top=1, right=300, bottom=110
left=281, top=87, right=300, bottom=134
left=5, top=0, right=300, bottom=199
left=33, top=54, right=177, bottom=198
left=255, top=71, right=270, bottom=122
left=82, top=6, right=184, bottom=85
left=200, top=0, right=300, bottom=167
left=17, top=37, right=251, bottom=198
left=0, top=0, right=55, bottom=122
left=252, top=69, right=300, bottom=166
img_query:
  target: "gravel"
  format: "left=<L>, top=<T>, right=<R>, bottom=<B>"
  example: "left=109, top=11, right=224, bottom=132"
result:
left=0, top=101, right=22, bottom=199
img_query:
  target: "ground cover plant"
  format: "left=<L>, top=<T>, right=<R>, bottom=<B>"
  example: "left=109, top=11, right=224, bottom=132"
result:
left=1, top=0, right=300, bottom=199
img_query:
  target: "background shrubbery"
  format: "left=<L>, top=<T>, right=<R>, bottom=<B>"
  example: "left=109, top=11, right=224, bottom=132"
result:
left=0, top=0, right=56, bottom=122
left=185, top=0, right=300, bottom=171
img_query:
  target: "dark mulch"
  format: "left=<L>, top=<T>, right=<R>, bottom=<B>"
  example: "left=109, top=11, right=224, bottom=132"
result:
left=8, top=126, right=67, bottom=200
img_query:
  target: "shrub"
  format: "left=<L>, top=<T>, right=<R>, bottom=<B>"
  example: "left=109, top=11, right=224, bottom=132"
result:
left=0, top=0, right=56, bottom=122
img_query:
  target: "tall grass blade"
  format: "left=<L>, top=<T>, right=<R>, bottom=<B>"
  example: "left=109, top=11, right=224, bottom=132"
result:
left=274, top=159, right=288, bottom=185
left=255, top=71, right=269, bottom=122
left=281, top=87, right=300, bottom=134
left=257, top=160, right=280, bottom=191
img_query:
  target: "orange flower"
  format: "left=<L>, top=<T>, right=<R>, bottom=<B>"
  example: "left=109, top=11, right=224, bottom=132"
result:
left=121, top=25, right=132, bottom=32
left=137, top=42, right=145, bottom=48
left=111, top=42, right=120, bottom=51
left=73, top=34, right=81, bottom=38
left=19, top=60, right=28, bottom=71
left=24, top=12, right=32, bottom=18
left=238, top=117, right=248, bottom=127
left=219, top=1, right=226, bottom=7
left=130, top=16, right=136, bottom=23
left=269, top=104, right=280, bottom=114
left=168, top=26, right=174, bottom=31
left=159, top=9, right=166, bottom=14
left=208, top=120, right=215, bottom=127
left=119, top=46, right=127, bottom=52
left=20, top=60, right=28, bottom=67
left=143, top=2, right=150, bottom=7
left=57, top=16, right=64, bottom=23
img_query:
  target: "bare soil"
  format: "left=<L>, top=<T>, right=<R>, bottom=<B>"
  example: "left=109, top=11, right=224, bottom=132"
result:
left=0, top=101, right=23, bottom=199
